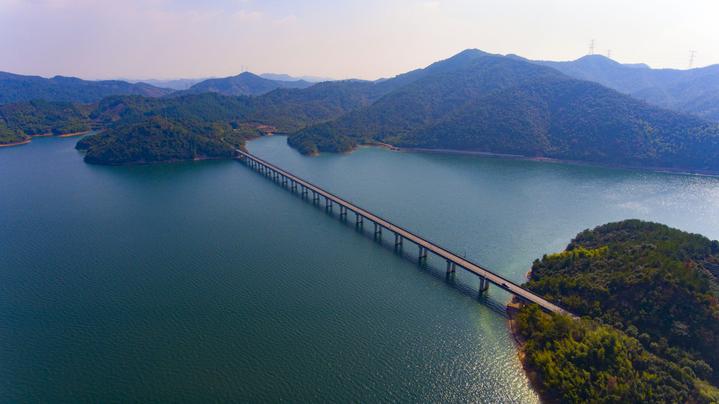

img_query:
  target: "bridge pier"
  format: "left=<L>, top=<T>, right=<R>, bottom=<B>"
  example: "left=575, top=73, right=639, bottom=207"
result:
left=394, top=233, right=403, bottom=250
left=312, top=191, right=319, bottom=204
left=355, top=213, right=363, bottom=227
left=374, top=223, right=382, bottom=239
left=282, top=176, right=288, bottom=186
left=418, top=246, right=428, bottom=264
left=301, top=186, right=308, bottom=199
left=291, top=180, right=298, bottom=192
left=478, top=277, right=489, bottom=294
left=446, top=259, right=456, bottom=274
left=339, top=206, right=347, bottom=220
left=325, top=198, right=333, bottom=212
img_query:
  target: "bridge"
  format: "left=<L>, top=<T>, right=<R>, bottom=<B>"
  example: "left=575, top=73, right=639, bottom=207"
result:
left=236, top=149, right=570, bottom=315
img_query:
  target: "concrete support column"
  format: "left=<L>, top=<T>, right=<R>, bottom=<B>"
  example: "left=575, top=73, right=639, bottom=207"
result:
left=374, top=223, right=382, bottom=239
left=479, top=277, right=489, bottom=294
left=418, top=246, right=427, bottom=264
left=394, top=233, right=403, bottom=249
left=355, top=213, right=363, bottom=227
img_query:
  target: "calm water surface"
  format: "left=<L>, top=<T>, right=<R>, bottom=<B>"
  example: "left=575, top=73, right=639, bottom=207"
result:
left=1, top=136, right=718, bottom=402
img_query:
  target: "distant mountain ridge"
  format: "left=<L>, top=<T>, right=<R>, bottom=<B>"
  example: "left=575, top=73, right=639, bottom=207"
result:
left=6, top=49, right=719, bottom=173
left=181, top=72, right=313, bottom=96
left=534, top=55, right=719, bottom=122
left=0, top=71, right=172, bottom=104
left=133, top=78, right=205, bottom=91
left=260, top=73, right=333, bottom=83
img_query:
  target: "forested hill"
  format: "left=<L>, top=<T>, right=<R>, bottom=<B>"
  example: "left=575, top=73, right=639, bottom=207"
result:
left=516, top=220, right=719, bottom=402
left=74, top=80, right=378, bottom=164
left=0, top=71, right=172, bottom=105
left=180, top=72, right=313, bottom=96
left=290, top=50, right=719, bottom=174
left=535, top=55, right=719, bottom=122
left=0, top=101, right=93, bottom=145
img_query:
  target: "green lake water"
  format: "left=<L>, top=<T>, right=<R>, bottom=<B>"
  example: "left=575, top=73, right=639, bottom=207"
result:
left=2, top=135, right=718, bottom=402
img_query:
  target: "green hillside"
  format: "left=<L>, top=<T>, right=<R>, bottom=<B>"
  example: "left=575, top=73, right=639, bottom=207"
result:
left=517, top=220, right=719, bottom=402
left=291, top=51, right=719, bottom=173
left=75, top=80, right=377, bottom=164
left=0, top=100, right=92, bottom=145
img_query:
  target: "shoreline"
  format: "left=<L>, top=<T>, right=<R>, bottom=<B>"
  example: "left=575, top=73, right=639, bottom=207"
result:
left=347, top=140, right=719, bottom=178
left=507, top=297, right=549, bottom=403
left=390, top=145, right=719, bottom=178
left=0, top=131, right=93, bottom=149
left=57, top=130, right=91, bottom=138
left=506, top=266, right=549, bottom=403
left=0, top=138, right=32, bottom=148
left=84, top=154, right=230, bottom=167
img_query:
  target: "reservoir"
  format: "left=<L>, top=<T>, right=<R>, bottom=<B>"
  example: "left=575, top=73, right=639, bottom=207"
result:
left=2, top=135, right=718, bottom=402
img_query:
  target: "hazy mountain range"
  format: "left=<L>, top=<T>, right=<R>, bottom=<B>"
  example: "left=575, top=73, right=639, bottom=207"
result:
left=260, top=73, right=333, bottom=83
left=0, top=72, right=172, bottom=104
left=132, top=78, right=205, bottom=91
left=534, top=55, right=719, bottom=122
left=0, top=71, right=330, bottom=103
left=4, top=56, right=717, bottom=120
left=3, top=49, right=719, bottom=173
left=177, top=72, right=314, bottom=96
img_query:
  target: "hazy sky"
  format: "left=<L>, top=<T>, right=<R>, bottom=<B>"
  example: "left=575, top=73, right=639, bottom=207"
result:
left=1, top=0, right=717, bottom=80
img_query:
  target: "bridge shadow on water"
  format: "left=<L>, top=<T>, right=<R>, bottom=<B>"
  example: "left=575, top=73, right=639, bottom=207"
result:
left=245, top=161, right=511, bottom=319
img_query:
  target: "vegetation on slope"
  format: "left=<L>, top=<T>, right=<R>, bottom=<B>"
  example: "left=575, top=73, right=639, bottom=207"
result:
left=76, top=116, right=252, bottom=165
left=77, top=81, right=378, bottom=164
left=0, top=100, right=92, bottom=144
left=517, top=220, right=719, bottom=402
left=516, top=305, right=713, bottom=403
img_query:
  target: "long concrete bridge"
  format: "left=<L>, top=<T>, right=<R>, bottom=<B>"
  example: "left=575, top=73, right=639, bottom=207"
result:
left=236, top=149, right=569, bottom=315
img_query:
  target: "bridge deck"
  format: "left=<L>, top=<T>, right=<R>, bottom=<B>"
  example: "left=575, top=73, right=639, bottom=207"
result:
left=237, top=149, right=569, bottom=315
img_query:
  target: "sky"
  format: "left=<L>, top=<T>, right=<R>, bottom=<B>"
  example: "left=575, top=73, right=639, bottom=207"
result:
left=0, top=0, right=717, bottom=80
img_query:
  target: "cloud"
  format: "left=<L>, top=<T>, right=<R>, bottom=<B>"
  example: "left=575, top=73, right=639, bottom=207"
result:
left=232, top=9, right=263, bottom=22
left=273, top=14, right=297, bottom=26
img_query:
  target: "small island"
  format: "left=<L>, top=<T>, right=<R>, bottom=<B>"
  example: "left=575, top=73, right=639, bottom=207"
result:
left=513, top=220, right=719, bottom=402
